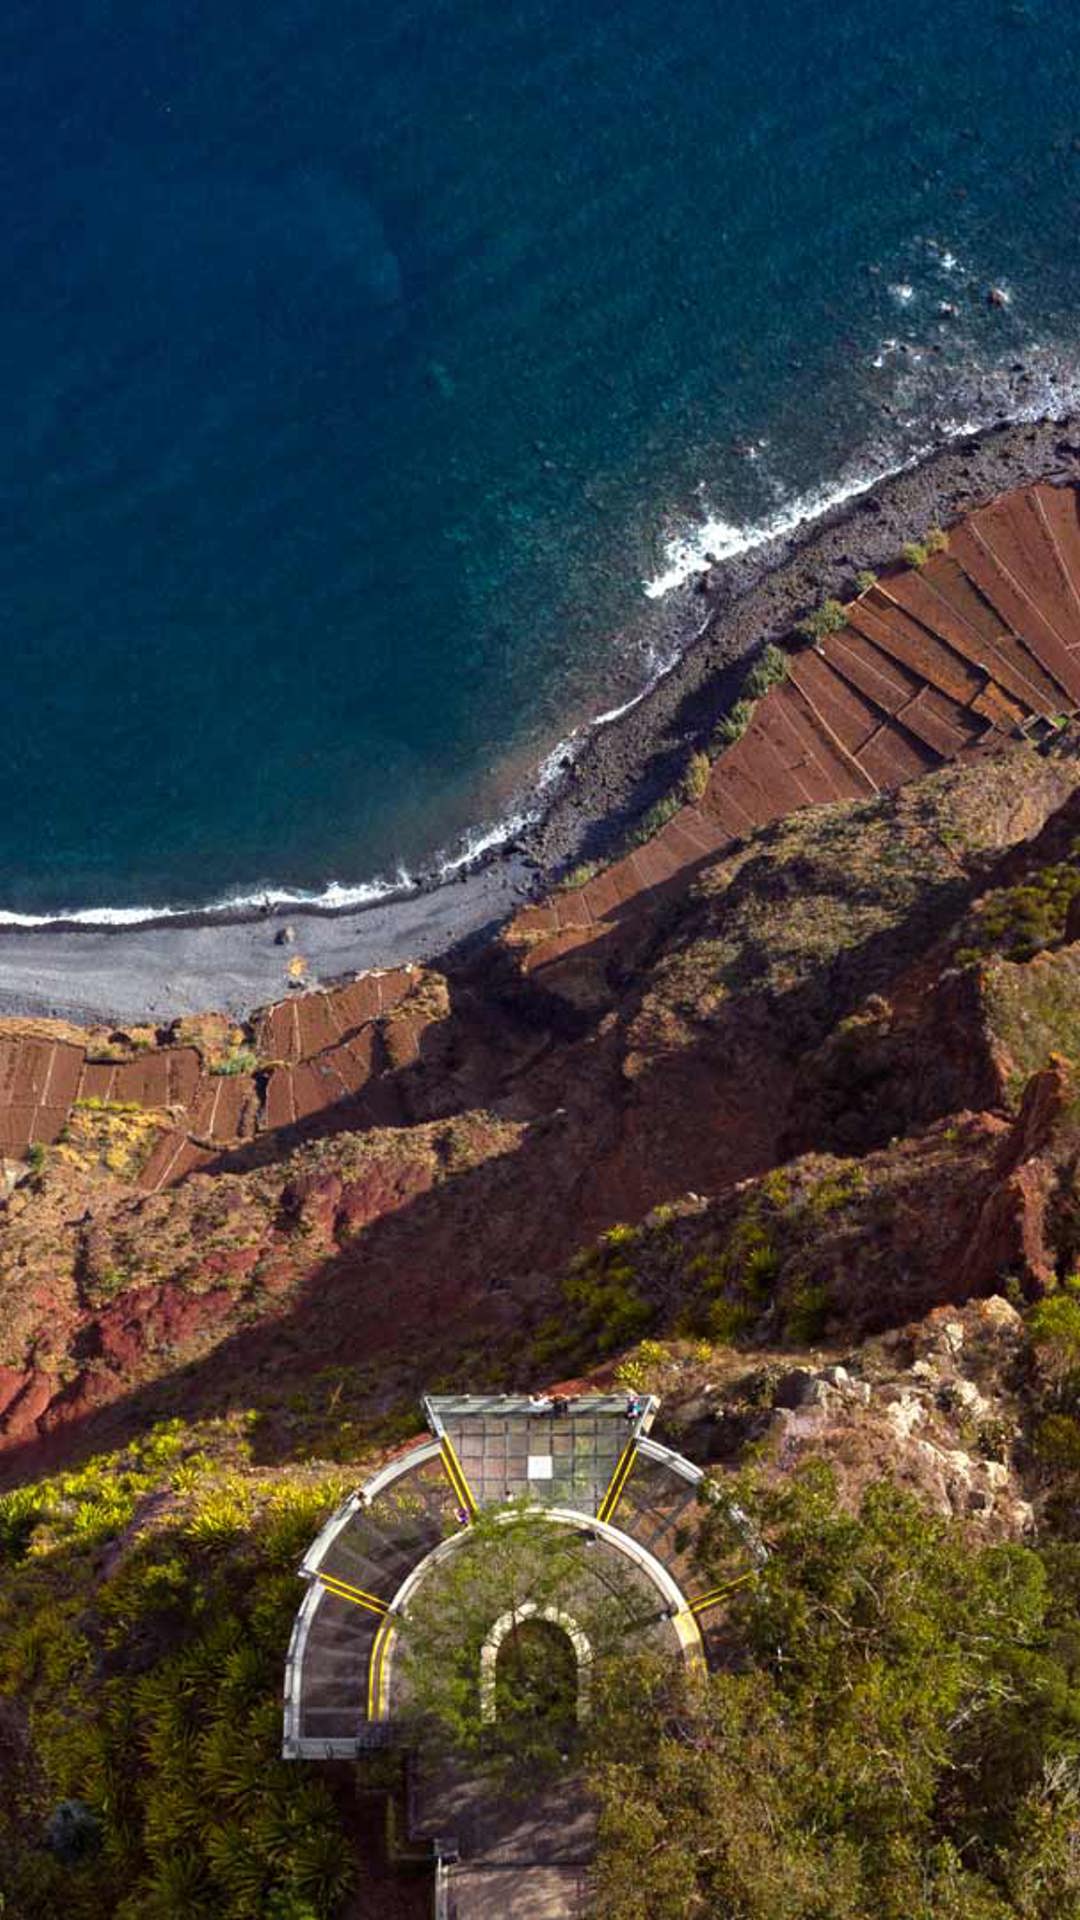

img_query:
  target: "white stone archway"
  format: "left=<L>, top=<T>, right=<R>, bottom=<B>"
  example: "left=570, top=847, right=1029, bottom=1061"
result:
left=479, top=1603, right=592, bottom=1724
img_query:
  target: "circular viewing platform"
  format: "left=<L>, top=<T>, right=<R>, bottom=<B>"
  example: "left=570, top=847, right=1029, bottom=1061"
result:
left=282, top=1392, right=732, bottom=1761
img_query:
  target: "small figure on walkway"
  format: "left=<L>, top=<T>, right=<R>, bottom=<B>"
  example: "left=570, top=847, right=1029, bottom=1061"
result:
left=528, top=1392, right=553, bottom=1413
left=624, top=1392, right=643, bottom=1424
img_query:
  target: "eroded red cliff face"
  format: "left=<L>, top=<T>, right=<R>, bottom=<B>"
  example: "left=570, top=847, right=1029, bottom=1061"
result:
left=5, top=721, right=1080, bottom=1477
left=11, top=481, right=1080, bottom=1474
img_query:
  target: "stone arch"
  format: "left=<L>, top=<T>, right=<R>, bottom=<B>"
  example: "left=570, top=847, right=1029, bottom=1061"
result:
left=479, top=1603, right=592, bottom=1724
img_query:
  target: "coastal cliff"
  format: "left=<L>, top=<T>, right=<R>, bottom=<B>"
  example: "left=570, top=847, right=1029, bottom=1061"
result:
left=2, top=715, right=1080, bottom=1468
left=10, top=472, right=1080, bottom=1914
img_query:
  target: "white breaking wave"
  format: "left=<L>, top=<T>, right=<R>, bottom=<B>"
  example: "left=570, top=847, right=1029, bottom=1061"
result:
left=524, top=600, right=716, bottom=802
left=642, top=458, right=920, bottom=600
left=398, top=352, right=1080, bottom=906
left=433, top=812, right=532, bottom=878
left=643, top=352, right=1080, bottom=603
left=0, top=872, right=414, bottom=929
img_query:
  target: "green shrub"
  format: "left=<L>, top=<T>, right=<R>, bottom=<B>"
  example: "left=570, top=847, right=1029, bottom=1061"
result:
left=626, top=792, right=683, bottom=851
left=614, top=1339, right=669, bottom=1392
left=560, top=860, right=602, bottom=892
left=0, top=1428, right=358, bottom=1920
left=902, top=530, right=947, bottom=568
left=72, top=1096, right=143, bottom=1115
left=795, top=598, right=847, bottom=641
left=1029, top=1293, right=1080, bottom=1382
left=743, top=643, right=789, bottom=700
left=854, top=569, right=878, bottom=593
left=87, top=1264, right=131, bottom=1304
left=559, top=1230, right=657, bottom=1356
left=961, top=852, right=1080, bottom=964
left=678, top=1197, right=784, bottom=1345
left=805, top=1167, right=864, bottom=1216
left=783, top=1278, right=830, bottom=1344
left=707, top=647, right=788, bottom=757
left=0, top=1484, right=45, bottom=1563
left=1035, top=1413, right=1080, bottom=1470
left=706, top=1298, right=756, bottom=1344
left=712, top=698, right=758, bottom=750
left=211, top=1048, right=258, bottom=1078
left=683, top=750, right=710, bottom=803
left=589, top=1469, right=1080, bottom=1919
left=1042, top=1281, right=1080, bottom=1325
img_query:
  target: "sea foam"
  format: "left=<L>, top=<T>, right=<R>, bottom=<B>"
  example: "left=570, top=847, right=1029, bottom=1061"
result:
left=643, top=350, right=1080, bottom=602
left=0, top=874, right=413, bottom=930
left=642, top=459, right=919, bottom=600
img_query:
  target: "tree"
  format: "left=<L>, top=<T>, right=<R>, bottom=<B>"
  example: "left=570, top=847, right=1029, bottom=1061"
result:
left=584, top=1466, right=1080, bottom=1920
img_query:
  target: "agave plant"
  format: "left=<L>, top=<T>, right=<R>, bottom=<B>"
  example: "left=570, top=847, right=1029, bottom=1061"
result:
left=205, top=1819, right=273, bottom=1915
left=137, top=1846, right=214, bottom=1920
left=195, top=1718, right=270, bottom=1810
left=283, top=1820, right=357, bottom=1911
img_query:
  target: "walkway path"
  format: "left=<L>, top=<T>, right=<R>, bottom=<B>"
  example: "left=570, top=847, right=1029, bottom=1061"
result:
left=440, top=1863, right=588, bottom=1919
left=416, top=1756, right=594, bottom=1919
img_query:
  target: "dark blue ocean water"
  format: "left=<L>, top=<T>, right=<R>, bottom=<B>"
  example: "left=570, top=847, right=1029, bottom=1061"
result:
left=2, top=0, right=1079, bottom=915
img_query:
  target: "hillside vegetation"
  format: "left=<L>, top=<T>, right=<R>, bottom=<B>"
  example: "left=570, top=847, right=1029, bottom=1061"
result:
left=9, top=730, right=1080, bottom=1912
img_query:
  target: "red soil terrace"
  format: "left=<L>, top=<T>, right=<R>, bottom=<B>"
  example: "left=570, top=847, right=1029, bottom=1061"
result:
left=507, top=482, right=1080, bottom=996
left=0, top=966, right=421, bottom=1187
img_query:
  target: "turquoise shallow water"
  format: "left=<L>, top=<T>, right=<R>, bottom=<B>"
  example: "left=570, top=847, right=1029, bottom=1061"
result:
left=2, top=0, right=1080, bottom=915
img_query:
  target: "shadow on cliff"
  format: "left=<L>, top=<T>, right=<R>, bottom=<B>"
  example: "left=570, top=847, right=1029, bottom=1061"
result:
left=0, top=849, right=999, bottom=1491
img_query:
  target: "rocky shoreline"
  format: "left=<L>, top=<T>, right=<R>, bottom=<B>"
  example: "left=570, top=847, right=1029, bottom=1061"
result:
left=527, top=408, right=1080, bottom=870
left=3, top=408, right=1080, bottom=1025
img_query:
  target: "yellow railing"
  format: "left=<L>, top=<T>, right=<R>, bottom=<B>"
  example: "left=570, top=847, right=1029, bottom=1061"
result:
left=439, top=1434, right=477, bottom=1520
left=688, top=1570, right=756, bottom=1616
left=316, top=1571, right=389, bottom=1615
left=367, top=1613, right=394, bottom=1721
left=596, top=1440, right=637, bottom=1525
